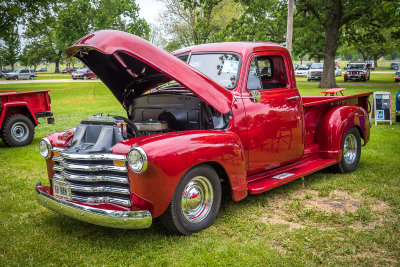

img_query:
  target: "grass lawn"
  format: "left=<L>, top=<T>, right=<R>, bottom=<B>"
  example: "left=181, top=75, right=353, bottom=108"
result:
left=0, top=80, right=399, bottom=266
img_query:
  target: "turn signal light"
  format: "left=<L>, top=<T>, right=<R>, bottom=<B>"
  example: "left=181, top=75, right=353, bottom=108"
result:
left=114, top=160, right=125, bottom=166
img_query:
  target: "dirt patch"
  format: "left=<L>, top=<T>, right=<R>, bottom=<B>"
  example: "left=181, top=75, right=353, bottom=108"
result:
left=260, top=189, right=391, bottom=230
left=303, top=190, right=360, bottom=214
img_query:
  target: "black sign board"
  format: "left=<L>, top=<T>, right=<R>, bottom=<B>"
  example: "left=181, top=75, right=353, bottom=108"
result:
left=373, top=91, right=392, bottom=125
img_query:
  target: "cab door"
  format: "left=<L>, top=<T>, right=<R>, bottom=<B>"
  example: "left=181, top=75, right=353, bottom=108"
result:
left=242, top=52, right=304, bottom=175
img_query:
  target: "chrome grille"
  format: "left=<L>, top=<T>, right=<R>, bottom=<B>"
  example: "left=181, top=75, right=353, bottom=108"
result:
left=51, top=147, right=131, bottom=207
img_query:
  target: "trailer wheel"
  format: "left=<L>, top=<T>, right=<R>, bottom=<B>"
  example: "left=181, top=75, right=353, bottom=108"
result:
left=1, top=114, right=35, bottom=147
left=160, top=164, right=221, bottom=235
left=332, top=127, right=361, bottom=173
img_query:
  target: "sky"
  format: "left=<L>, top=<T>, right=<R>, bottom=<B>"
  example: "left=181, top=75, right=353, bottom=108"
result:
left=135, top=0, right=165, bottom=25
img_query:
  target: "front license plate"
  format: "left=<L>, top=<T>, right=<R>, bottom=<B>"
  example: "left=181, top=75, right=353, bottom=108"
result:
left=53, top=180, right=72, bottom=200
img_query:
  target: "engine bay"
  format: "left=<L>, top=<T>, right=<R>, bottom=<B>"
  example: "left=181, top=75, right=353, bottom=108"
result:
left=66, top=92, right=230, bottom=153
left=128, top=92, right=230, bottom=136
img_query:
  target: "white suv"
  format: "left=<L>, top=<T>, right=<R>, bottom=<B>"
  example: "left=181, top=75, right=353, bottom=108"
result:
left=4, top=68, right=37, bottom=80
left=307, top=63, right=323, bottom=81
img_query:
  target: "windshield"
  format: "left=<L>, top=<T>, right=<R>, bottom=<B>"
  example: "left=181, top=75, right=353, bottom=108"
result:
left=310, top=63, right=323, bottom=69
left=297, top=66, right=308, bottom=70
left=348, top=64, right=364, bottom=69
left=187, top=53, right=240, bottom=89
left=76, top=68, right=88, bottom=72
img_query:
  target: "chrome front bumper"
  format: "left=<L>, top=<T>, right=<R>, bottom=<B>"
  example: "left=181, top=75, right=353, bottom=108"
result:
left=35, top=182, right=152, bottom=229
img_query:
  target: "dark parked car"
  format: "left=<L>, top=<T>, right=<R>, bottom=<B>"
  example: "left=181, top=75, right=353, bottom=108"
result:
left=62, top=67, right=78, bottom=74
left=71, top=67, right=97, bottom=79
left=390, top=62, right=399, bottom=69
left=0, top=71, right=4, bottom=78
left=36, top=67, right=47, bottom=72
left=344, top=63, right=370, bottom=82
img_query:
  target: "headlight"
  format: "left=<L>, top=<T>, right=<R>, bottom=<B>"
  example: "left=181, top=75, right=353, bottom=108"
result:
left=39, top=138, right=52, bottom=159
left=128, top=146, right=148, bottom=173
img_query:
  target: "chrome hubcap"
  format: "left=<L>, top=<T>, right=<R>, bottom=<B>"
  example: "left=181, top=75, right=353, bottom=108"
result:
left=181, top=176, right=213, bottom=223
left=11, top=122, right=29, bottom=142
left=343, top=133, right=357, bottom=165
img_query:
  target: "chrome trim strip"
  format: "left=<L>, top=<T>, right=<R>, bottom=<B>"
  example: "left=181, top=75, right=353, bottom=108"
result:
left=35, top=182, right=151, bottom=229
left=52, top=155, right=63, bottom=162
left=61, top=161, right=127, bottom=173
left=52, top=147, right=64, bottom=153
left=69, top=184, right=130, bottom=195
left=71, top=195, right=131, bottom=207
left=61, top=171, right=129, bottom=184
left=53, top=164, right=63, bottom=172
left=53, top=173, right=64, bottom=180
left=60, top=152, right=126, bottom=161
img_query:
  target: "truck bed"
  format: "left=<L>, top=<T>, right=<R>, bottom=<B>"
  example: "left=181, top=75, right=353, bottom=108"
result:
left=302, top=92, right=372, bottom=108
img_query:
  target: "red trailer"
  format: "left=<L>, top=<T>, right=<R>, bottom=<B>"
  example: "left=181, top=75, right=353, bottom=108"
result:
left=0, top=90, right=54, bottom=147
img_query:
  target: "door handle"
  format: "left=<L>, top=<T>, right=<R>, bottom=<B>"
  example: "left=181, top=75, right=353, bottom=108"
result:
left=286, top=96, right=300, bottom=101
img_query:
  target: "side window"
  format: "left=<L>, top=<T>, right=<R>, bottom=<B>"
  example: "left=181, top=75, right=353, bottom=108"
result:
left=247, top=55, right=288, bottom=90
left=21, top=69, right=28, bottom=73
left=177, top=54, right=189, bottom=63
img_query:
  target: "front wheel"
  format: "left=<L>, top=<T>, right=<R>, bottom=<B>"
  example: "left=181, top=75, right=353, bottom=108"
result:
left=332, top=127, right=361, bottom=173
left=13, top=76, right=18, bottom=80
left=160, top=164, right=221, bottom=235
left=1, top=114, right=35, bottom=147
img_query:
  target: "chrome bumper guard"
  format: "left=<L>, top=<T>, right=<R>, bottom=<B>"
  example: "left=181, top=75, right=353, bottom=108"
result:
left=35, top=182, right=152, bottom=229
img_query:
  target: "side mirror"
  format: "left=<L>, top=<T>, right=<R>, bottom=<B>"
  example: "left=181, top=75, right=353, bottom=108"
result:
left=251, top=90, right=261, bottom=102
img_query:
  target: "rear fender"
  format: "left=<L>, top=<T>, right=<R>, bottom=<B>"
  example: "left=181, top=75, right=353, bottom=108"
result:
left=113, top=130, right=247, bottom=218
left=0, top=102, right=38, bottom=128
left=316, top=105, right=370, bottom=161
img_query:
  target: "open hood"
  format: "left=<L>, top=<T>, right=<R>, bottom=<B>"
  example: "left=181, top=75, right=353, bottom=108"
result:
left=66, top=30, right=233, bottom=114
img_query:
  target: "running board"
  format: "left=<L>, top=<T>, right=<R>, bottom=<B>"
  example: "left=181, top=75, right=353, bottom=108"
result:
left=247, top=158, right=337, bottom=194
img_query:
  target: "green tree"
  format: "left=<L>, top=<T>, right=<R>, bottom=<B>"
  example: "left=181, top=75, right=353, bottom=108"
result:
left=0, top=0, right=54, bottom=38
left=2, top=26, right=20, bottom=70
left=217, top=0, right=287, bottom=43
left=295, top=0, right=390, bottom=88
left=24, top=0, right=149, bottom=73
left=160, top=0, right=242, bottom=48
left=343, top=1, right=399, bottom=68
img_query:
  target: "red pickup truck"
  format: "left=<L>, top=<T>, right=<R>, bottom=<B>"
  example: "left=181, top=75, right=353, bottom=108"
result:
left=35, top=30, right=371, bottom=235
left=0, top=90, right=53, bottom=147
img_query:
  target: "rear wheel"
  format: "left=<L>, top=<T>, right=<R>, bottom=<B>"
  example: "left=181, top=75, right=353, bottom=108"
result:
left=1, top=114, right=35, bottom=147
left=332, top=127, right=361, bottom=173
left=160, top=164, right=221, bottom=235
left=13, top=76, right=18, bottom=80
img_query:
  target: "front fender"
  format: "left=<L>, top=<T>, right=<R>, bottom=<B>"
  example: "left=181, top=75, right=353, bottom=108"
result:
left=316, top=105, right=370, bottom=161
left=113, top=130, right=247, bottom=218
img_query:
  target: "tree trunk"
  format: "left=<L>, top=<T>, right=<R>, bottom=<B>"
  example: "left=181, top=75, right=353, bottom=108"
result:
left=373, top=55, right=378, bottom=68
left=319, top=24, right=339, bottom=88
left=286, top=0, right=294, bottom=54
left=54, top=51, right=62, bottom=73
